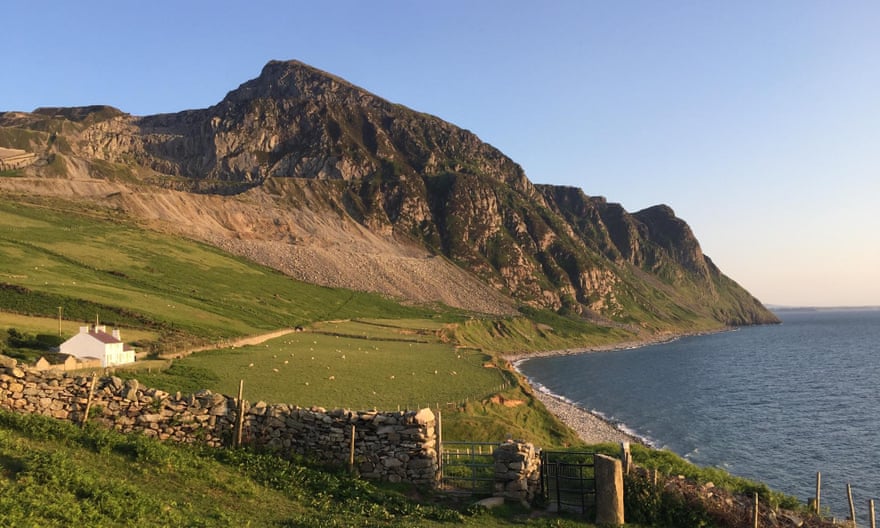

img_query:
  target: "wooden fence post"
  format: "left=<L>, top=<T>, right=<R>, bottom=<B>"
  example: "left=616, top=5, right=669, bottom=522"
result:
left=437, top=411, right=443, bottom=481
left=235, top=379, right=245, bottom=447
left=847, top=483, right=856, bottom=527
left=753, top=492, right=759, bottom=528
left=620, top=441, right=632, bottom=475
left=349, top=424, right=356, bottom=473
left=81, top=374, right=98, bottom=426
left=869, top=498, right=875, bottom=528
left=816, top=472, right=822, bottom=516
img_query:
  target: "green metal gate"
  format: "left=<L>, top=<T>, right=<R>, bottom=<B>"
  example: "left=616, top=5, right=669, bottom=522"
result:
left=540, top=450, right=596, bottom=515
left=439, top=441, right=496, bottom=494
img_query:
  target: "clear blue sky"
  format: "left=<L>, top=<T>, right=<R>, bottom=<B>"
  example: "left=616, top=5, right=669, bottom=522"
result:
left=4, top=1, right=878, bottom=307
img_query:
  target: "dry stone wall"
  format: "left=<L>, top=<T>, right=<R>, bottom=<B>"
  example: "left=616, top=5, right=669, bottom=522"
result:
left=0, top=360, right=438, bottom=484
left=493, top=441, right=542, bottom=503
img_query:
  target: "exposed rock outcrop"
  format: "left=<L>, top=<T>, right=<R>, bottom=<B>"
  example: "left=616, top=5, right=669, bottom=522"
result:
left=0, top=59, right=778, bottom=327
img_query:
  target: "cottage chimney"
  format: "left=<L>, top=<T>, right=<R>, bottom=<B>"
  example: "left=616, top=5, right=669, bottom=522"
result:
left=95, top=325, right=107, bottom=333
left=112, top=329, right=121, bottom=340
left=79, top=326, right=89, bottom=334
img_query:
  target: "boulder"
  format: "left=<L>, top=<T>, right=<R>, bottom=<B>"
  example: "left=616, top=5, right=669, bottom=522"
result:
left=0, top=355, right=17, bottom=369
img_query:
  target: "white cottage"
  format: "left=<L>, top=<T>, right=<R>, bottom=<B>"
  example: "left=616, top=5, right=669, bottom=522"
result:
left=59, top=325, right=135, bottom=367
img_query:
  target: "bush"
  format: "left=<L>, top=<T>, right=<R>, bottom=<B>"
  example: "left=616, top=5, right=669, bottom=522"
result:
left=5, top=328, right=64, bottom=350
left=625, top=470, right=715, bottom=527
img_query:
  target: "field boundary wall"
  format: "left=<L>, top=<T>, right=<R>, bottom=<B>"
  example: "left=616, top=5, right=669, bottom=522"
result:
left=0, top=359, right=438, bottom=484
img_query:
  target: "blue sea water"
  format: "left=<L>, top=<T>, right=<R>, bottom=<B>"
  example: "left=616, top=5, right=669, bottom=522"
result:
left=517, top=309, right=880, bottom=520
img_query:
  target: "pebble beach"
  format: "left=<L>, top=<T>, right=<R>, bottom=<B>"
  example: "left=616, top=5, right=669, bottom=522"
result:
left=531, top=388, right=642, bottom=445
left=504, top=335, right=700, bottom=446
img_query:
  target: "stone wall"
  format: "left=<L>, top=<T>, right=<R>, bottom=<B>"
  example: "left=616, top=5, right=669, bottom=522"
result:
left=0, top=361, right=438, bottom=484
left=493, top=440, right=542, bottom=503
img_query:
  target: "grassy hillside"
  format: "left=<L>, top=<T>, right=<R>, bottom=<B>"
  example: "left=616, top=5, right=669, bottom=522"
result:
left=0, top=410, right=602, bottom=528
left=0, top=197, right=438, bottom=349
left=0, top=196, right=602, bottom=447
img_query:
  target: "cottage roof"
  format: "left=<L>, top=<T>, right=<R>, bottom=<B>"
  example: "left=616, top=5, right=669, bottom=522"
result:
left=88, top=330, right=122, bottom=344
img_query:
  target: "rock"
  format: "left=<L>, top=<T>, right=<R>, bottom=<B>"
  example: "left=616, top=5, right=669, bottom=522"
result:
left=137, top=413, right=163, bottom=424
left=0, top=355, right=17, bottom=368
left=413, top=407, right=434, bottom=425
left=382, top=457, right=403, bottom=469
left=210, top=400, right=229, bottom=416
left=781, top=513, right=803, bottom=527
left=475, top=497, right=505, bottom=509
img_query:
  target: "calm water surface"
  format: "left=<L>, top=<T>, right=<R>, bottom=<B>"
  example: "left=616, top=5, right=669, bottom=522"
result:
left=518, top=309, right=880, bottom=519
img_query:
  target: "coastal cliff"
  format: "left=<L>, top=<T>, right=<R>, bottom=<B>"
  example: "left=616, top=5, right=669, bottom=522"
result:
left=0, top=59, right=777, bottom=329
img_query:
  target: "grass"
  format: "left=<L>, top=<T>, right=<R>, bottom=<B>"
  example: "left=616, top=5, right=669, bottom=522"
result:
left=450, top=313, right=635, bottom=354
left=0, top=197, right=439, bottom=347
left=122, top=319, right=508, bottom=412
left=0, top=410, right=605, bottom=527
left=0, top=312, right=157, bottom=344
left=441, top=385, right=584, bottom=447
left=0, top=195, right=616, bottom=449
left=625, top=444, right=800, bottom=510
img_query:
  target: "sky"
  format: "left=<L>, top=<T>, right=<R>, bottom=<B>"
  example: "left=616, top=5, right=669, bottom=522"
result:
left=3, top=1, right=878, bottom=307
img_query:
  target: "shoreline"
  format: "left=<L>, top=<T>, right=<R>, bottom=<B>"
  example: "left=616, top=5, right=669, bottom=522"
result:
left=531, top=388, right=645, bottom=445
left=504, top=327, right=733, bottom=446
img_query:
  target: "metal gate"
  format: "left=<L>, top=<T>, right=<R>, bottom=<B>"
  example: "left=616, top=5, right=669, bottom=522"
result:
left=438, top=441, right=496, bottom=494
left=540, top=450, right=597, bottom=515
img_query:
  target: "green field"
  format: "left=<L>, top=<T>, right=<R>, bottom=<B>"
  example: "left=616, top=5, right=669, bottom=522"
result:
left=129, top=319, right=508, bottom=411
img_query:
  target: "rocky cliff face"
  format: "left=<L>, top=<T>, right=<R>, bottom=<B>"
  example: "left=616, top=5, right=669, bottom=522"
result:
left=0, top=60, right=778, bottom=327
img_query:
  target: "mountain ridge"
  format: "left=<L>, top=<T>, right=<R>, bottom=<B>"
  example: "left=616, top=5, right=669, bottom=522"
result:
left=0, top=59, right=778, bottom=328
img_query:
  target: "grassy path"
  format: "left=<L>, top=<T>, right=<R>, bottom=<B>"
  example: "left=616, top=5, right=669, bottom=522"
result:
left=163, top=327, right=297, bottom=358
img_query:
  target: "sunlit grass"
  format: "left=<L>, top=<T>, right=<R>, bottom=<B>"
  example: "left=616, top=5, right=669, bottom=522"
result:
left=0, top=312, right=158, bottom=344
left=128, top=320, right=507, bottom=411
left=0, top=198, right=436, bottom=345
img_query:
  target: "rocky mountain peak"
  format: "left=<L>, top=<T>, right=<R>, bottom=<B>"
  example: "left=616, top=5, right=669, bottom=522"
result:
left=222, top=59, right=377, bottom=107
left=0, top=59, right=779, bottom=327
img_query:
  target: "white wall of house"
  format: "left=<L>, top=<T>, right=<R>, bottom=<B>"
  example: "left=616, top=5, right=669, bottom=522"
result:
left=59, top=326, right=135, bottom=367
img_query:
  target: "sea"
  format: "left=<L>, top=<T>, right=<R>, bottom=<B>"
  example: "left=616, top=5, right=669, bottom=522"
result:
left=517, top=308, right=880, bottom=521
